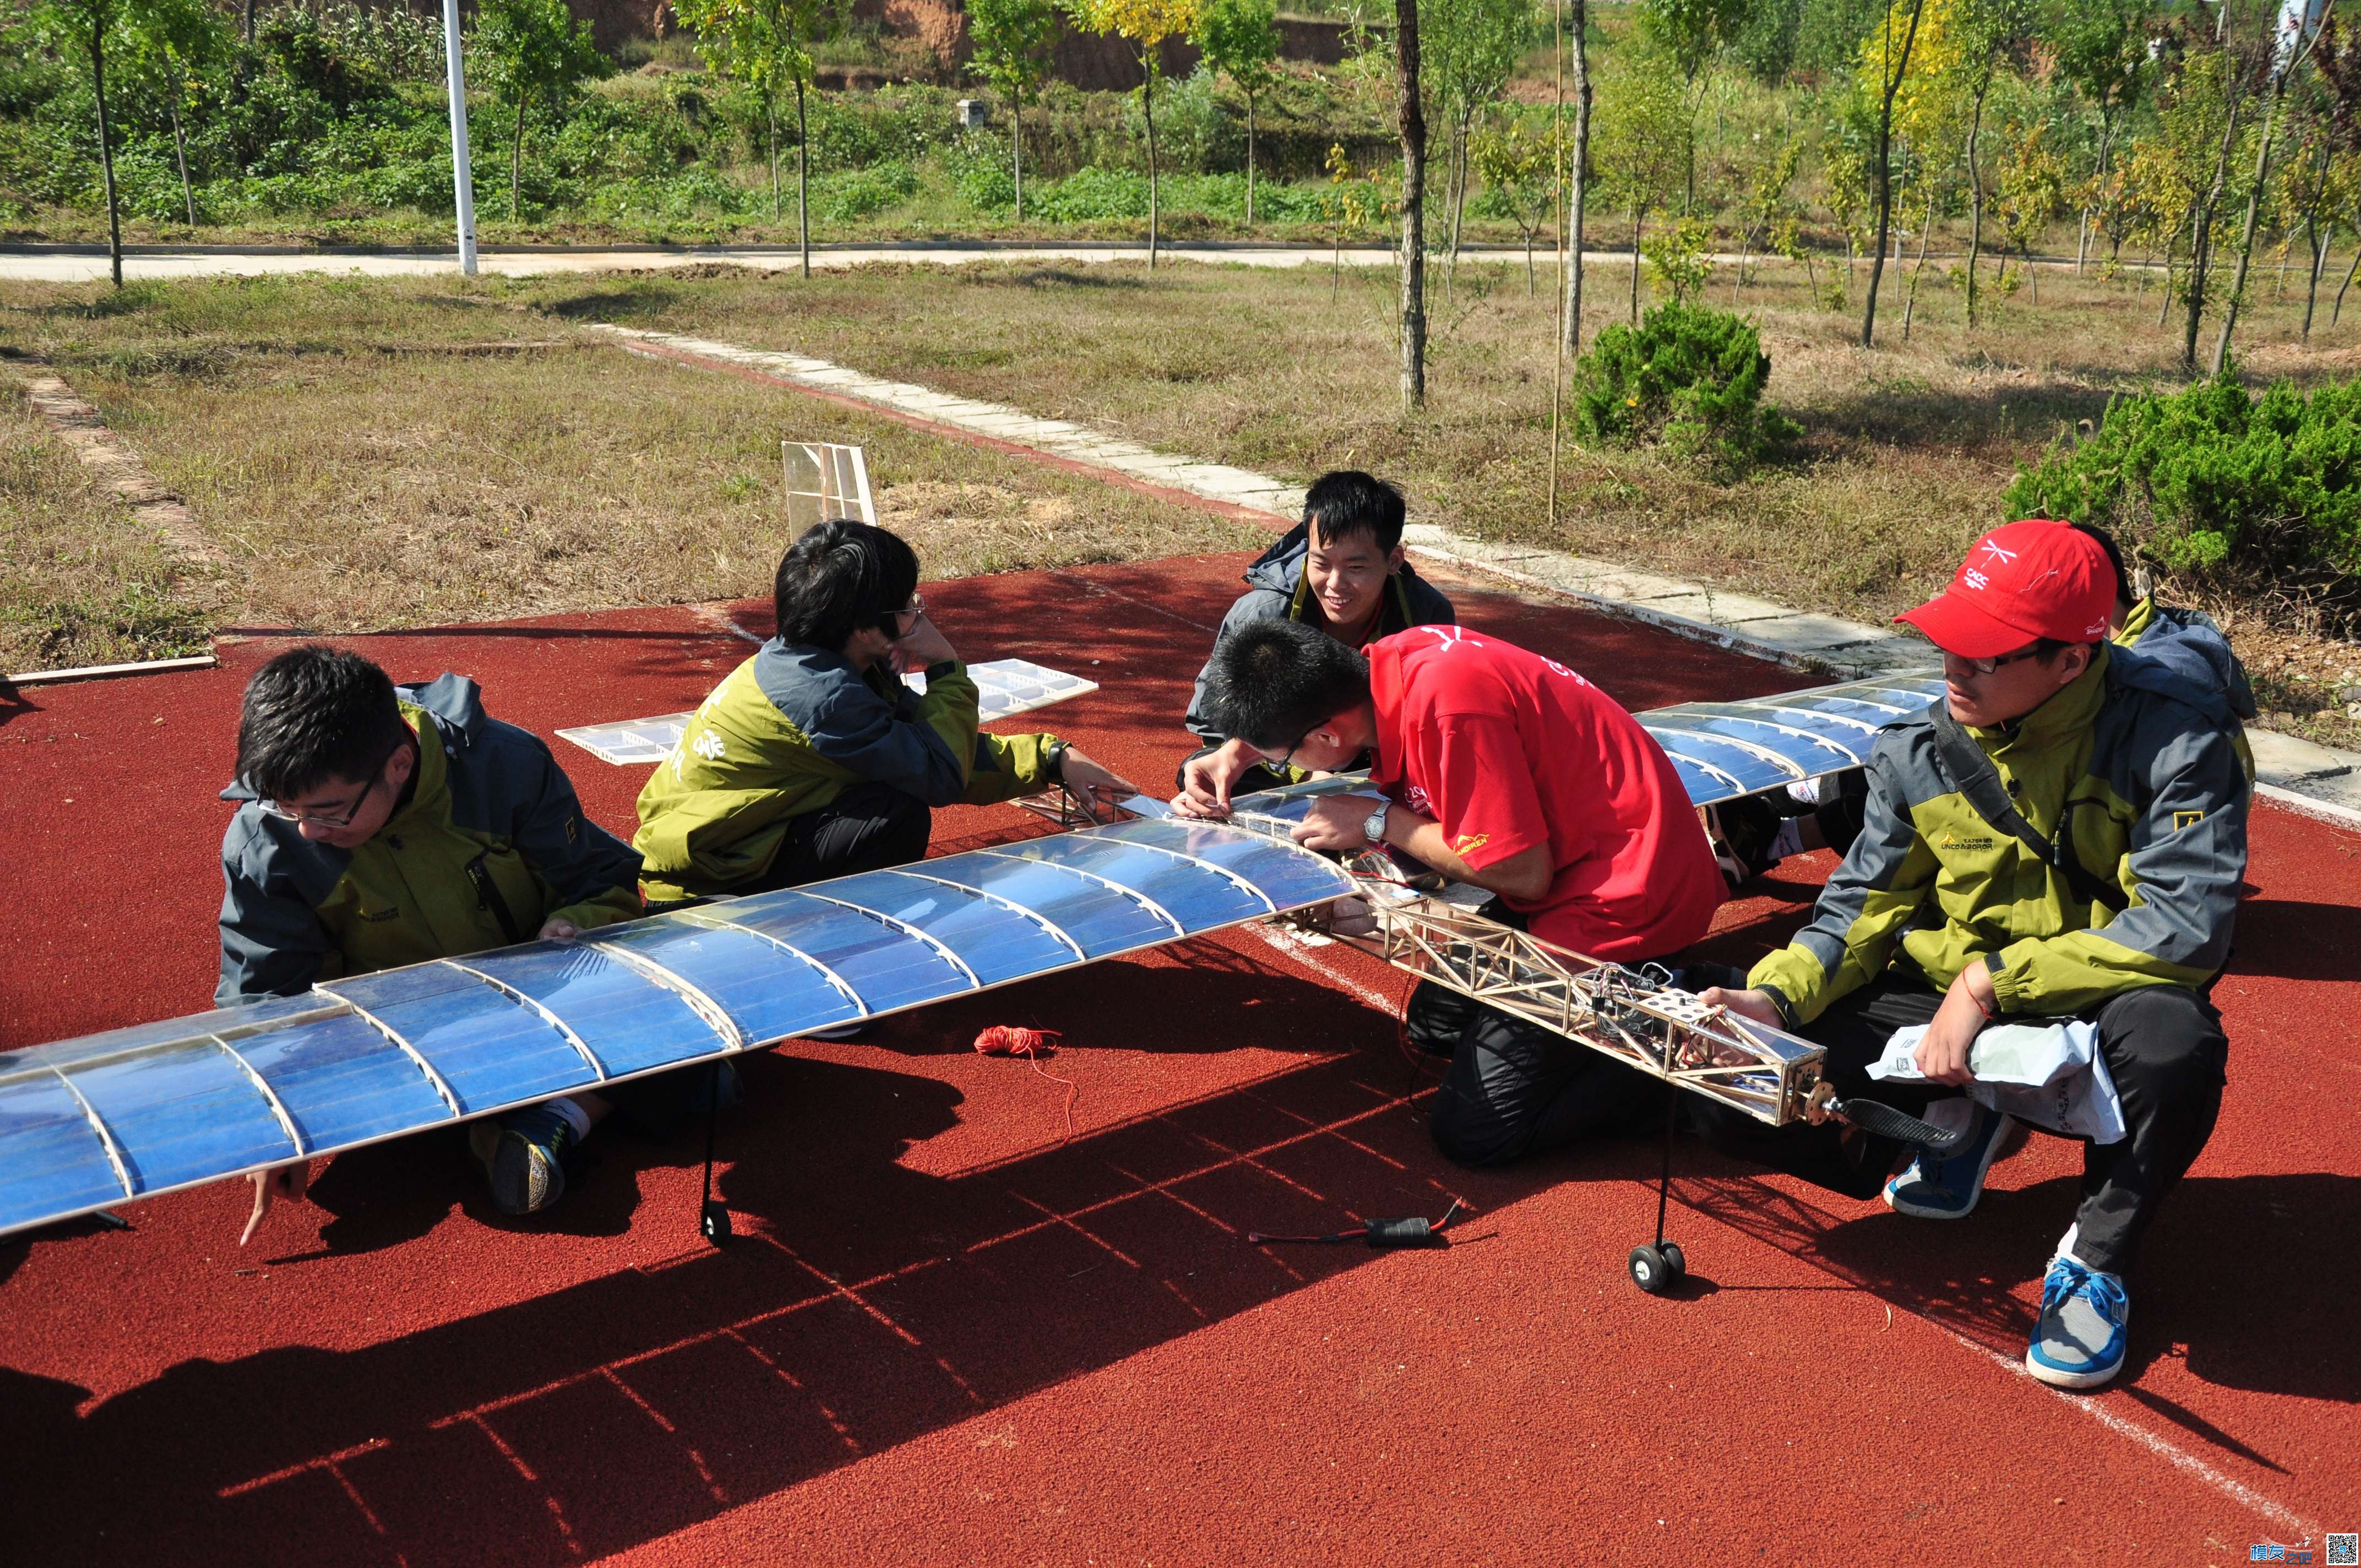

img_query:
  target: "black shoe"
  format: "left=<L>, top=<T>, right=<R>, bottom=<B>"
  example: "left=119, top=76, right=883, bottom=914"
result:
left=1706, top=796, right=1782, bottom=888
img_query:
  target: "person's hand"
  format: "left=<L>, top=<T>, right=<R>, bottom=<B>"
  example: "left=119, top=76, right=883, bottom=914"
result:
left=893, top=613, right=958, bottom=671
left=1325, top=895, right=1377, bottom=938
left=1292, top=794, right=1385, bottom=854
left=538, top=916, right=579, bottom=942
left=1913, top=966, right=1992, bottom=1086
left=1173, top=740, right=1260, bottom=820
left=242, top=1161, right=310, bottom=1247
left=1056, top=748, right=1138, bottom=818
left=1701, top=987, right=1784, bottom=1028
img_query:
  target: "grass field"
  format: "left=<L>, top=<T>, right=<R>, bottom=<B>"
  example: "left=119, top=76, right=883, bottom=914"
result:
left=5, top=258, right=2357, bottom=742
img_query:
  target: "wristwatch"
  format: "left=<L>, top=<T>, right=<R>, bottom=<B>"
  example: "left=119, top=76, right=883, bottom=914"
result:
left=1361, top=797, right=1390, bottom=848
left=1044, top=739, right=1070, bottom=784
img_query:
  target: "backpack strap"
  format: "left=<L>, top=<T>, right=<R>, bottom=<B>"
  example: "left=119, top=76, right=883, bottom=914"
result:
left=1927, top=705, right=2126, bottom=915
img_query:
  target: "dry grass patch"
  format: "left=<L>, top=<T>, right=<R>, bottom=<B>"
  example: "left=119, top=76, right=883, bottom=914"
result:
left=0, top=276, right=1263, bottom=639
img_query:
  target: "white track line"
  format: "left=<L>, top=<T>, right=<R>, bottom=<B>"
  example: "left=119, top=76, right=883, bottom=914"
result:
left=1244, top=922, right=1401, bottom=1014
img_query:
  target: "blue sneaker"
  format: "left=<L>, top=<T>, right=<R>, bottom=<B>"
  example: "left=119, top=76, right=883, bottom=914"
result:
left=1883, top=1101, right=2013, bottom=1219
left=468, top=1104, right=580, bottom=1216
left=2027, top=1251, right=2130, bottom=1390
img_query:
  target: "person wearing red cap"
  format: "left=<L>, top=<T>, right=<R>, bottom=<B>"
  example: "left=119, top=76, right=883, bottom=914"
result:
left=1701, top=518, right=2249, bottom=1391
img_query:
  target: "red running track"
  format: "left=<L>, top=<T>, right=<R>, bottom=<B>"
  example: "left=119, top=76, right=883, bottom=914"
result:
left=0, top=554, right=2353, bottom=1566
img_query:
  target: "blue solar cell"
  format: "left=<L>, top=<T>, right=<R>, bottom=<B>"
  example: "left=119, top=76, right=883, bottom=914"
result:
left=1758, top=692, right=1918, bottom=728
left=1661, top=751, right=1738, bottom=808
left=999, top=834, right=1271, bottom=930
left=10, top=993, right=333, bottom=1075
left=921, top=850, right=1175, bottom=959
left=1636, top=725, right=1799, bottom=794
left=0, top=1071, right=126, bottom=1228
left=588, top=918, right=861, bottom=1044
left=1642, top=714, right=1859, bottom=777
left=324, top=965, right=596, bottom=1113
left=467, top=942, right=727, bottom=1077
left=815, top=870, right=1078, bottom=985
left=1105, top=819, right=1354, bottom=911
left=227, top=1011, right=453, bottom=1148
left=710, top=890, right=973, bottom=1014
left=66, top=1042, right=297, bottom=1194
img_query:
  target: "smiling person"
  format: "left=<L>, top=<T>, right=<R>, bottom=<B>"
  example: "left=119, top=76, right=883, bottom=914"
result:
left=219, top=646, right=653, bottom=1232
left=1700, top=520, right=2249, bottom=1391
left=1204, top=619, right=1724, bottom=1169
left=1174, top=471, right=1454, bottom=818
left=632, top=519, right=1135, bottom=905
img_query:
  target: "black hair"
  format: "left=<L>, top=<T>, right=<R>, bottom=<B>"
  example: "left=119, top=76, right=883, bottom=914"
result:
left=1206, top=619, right=1372, bottom=750
left=773, top=519, right=921, bottom=652
left=236, top=645, right=411, bottom=803
left=1303, top=471, right=1407, bottom=554
left=2068, top=520, right=2134, bottom=610
left=2030, top=638, right=2075, bottom=663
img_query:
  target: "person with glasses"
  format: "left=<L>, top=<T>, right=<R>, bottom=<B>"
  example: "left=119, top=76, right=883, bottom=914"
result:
left=1174, top=471, right=1455, bottom=819
left=633, top=519, right=1135, bottom=910
left=1201, top=618, right=1724, bottom=1172
left=1699, top=519, right=2250, bottom=1391
left=218, top=645, right=652, bottom=1231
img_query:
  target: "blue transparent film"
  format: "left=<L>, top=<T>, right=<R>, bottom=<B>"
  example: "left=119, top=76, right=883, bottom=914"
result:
left=1835, top=678, right=1944, bottom=709
left=0, top=1072, right=126, bottom=1228
left=467, top=943, right=726, bottom=1077
left=1675, top=700, right=1882, bottom=742
left=998, top=835, right=1270, bottom=931
left=1636, top=725, right=1799, bottom=795
left=325, top=966, right=594, bottom=1113
left=67, top=1042, right=298, bottom=1194
left=1642, top=714, right=1857, bottom=778
left=1740, top=693, right=1910, bottom=729
left=817, top=870, right=1076, bottom=986
left=712, top=890, right=973, bottom=1014
left=920, top=851, right=1175, bottom=959
left=230, top=1011, right=454, bottom=1148
left=1661, top=752, right=1736, bottom=808
left=12, top=993, right=335, bottom=1075
left=587, top=919, right=859, bottom=1045
left=1106, top=819, right=1354, bottom=912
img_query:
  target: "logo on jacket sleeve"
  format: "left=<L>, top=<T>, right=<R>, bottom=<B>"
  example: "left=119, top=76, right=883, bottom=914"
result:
left=692, top=730, right=727, bottom=763
left=2173, top=809, right=2206, bottom=831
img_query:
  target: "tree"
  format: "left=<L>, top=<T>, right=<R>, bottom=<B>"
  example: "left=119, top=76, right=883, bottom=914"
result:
left=1857, top=0, right=1933, bottom=347
left=117, top=0, right=228, bottom=228
left=1635, top=0, right=1745, bottom=211
left=2208, top=0, right=2332, bottom=374
left=2043, top=0, right=2157, bottom=273
left=1394, top=0, right=1428, bottom=408
left=968, top=0, right=1060, bottom=222
left=1421, top=0, right=1532, bottom=290
left=676, top=0, right=835, bottom=275
left=1591, top=41, right=1690, bottom=322
left=473, top=0, right=608, bottom=225
left=32, top=0, right=127, bottom=287
left=1069, top=0, right=1199, bottom=269
left=1729, top=131, right=1801, bottom=303
left=1561, top=0, right=1592, bottom=356
left=1193, top=0, right=1279, bottom=224
left=1469, top=112, right=1558, bottom=290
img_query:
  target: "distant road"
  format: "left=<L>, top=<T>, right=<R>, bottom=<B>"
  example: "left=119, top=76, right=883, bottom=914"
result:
left=0, top=239, right=2121, bottom=284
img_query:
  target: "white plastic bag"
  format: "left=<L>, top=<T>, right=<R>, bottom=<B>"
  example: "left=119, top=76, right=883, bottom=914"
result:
left=1870, top=1020, right=2128, bottom=1145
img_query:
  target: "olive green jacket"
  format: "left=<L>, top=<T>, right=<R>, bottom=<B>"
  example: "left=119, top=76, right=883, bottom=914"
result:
left=1751, top=644, right=2249, bottom=1025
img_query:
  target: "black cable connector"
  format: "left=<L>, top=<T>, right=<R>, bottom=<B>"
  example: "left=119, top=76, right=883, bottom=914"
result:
left=1249, top=1198, right=1464, bottom=1249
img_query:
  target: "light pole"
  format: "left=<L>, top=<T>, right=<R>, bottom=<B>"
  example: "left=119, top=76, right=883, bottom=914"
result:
left=442, top=0, right=478, bottom=276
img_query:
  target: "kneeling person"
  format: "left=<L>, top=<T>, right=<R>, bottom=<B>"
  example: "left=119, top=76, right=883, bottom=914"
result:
left=633, top=520, right=1133, bottom=903
left=1702, top=520, right=2247, bottom=1390
left=1205, top=620, right=1723, bottom=1168
left=220, top=646, right=652, bottom=1231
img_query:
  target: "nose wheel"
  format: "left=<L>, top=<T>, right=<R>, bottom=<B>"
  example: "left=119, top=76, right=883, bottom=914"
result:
left=1629, top=1087, right=1687, bottom=1295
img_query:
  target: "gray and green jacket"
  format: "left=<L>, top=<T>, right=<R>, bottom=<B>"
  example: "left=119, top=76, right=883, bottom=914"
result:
left=1751, top=643, right=2249, bottom=1025
left=2118, top=595, right=2256, bottom=781
left=218, top=674, right=643, bottom=1003
left=632, top=639, right=1057, bottom=901
left=1184, top=520, right=1457, bottom=744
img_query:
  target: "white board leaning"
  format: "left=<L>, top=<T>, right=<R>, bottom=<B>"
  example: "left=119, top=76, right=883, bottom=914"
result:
left=782, top=442, right=875, bottom=528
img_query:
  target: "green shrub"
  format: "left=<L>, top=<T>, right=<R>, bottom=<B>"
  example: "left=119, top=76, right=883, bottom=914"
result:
left=1570, top=302, right=1799, bottom=476
left=813, top=159, right=920, bottom=222
left=2003, top=373, right=2361, bottom=626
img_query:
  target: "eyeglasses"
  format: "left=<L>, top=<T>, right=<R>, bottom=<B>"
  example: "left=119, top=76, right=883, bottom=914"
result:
left=888, top=595, right=927, bottom=635
left=1956, top=644, right=2051, bottom=677
left=258, top=746, right=398, bottom=829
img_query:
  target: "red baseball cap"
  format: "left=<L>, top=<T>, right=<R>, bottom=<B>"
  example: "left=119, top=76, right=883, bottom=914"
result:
left=1897, top=519, right=2116, bottom=659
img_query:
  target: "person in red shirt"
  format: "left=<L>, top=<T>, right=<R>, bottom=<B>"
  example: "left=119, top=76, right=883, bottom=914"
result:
left=1198, top=618, right=1724, bottom=1166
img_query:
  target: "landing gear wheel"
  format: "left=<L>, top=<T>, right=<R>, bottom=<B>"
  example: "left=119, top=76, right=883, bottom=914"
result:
left=701, top=1200, right=732, bottom=1247
left=1658, top=1242, right=1685, bottom=1280
left=1628, top=1244, right=1673, bottom=1295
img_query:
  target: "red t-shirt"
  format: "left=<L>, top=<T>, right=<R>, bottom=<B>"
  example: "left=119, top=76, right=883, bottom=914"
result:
left=1367, top=625, right=1722, bottom=961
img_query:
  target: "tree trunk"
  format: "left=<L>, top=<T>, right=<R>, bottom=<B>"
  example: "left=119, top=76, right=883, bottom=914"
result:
left=1394, top=0, right=1426, bottom=412
left=1144, top=65, right=1160, bottom=270
left=2335, top=218, right=2360, bottom=324
left=2184, top=77, right=2244, bottom=374
left=1732, top=230, right=1748, bottom=305
left=2157, top=230, right=2179, bottom=327
left=168, top=86, right=195, bottom=227
left=767, top=96, right=780, bottom=223
left=1902, top=178, right=1935, bottom=337
left=2302, top=213, right=2326, bottom=337
left=1561, top=0, right=1589, bottom=356
left=1526, top=228, right=1536, bottom=293
left=245, top=0, right=255, bottom=45
left=509, top=90, right=526, bottom=222
left=1013, top=98, right=1024, bottom=222
left=1628, top=199, right=1642, bottom=321
left=1245, top=93, right=1255, bottom=226
left=2209, top=74, right=2284, bottom=376
left=796, top=78, right=810, bottom=279
left=1860, top=0, right=1928, bottom=349
left=92, top=23, right=121, bottom=290
left=1446, top=111, right=1472, bottom=301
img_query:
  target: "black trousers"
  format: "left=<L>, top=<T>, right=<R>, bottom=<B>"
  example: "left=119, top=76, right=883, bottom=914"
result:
left=1758, top=976, right=2228, bottom=1276
left=740, top=781, right=934, bottom=894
